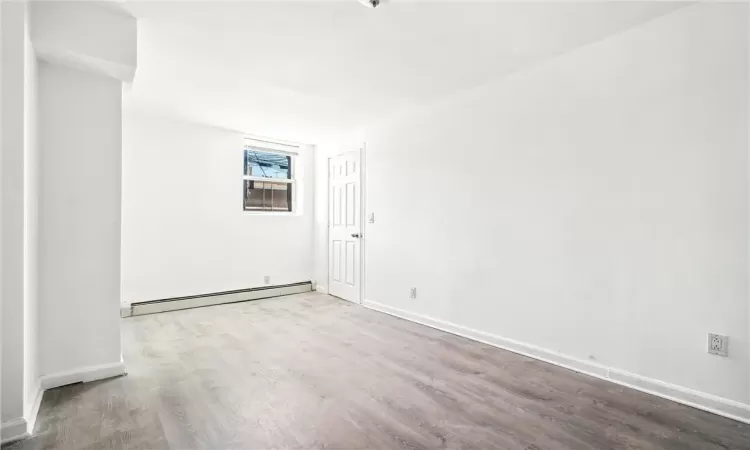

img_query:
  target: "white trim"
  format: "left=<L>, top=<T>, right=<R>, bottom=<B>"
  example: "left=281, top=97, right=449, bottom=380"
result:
left=40, top=359, right=127, bottom=391
left=326, top=156, right=331, bottom=299
left=1, top=418, right=30, bottom=445
left=245, top=146, right=298, bottom=157
left=243, top=176, right=294, bottom=184
left=0, top=383, right=44, bottom=446
left=120, top=304, right=133, bottom=318
left=363, top=299, right=750, bottom=425
left=25, top=383, right=43, bottom=436
left=241, top=211, right=299, bottom=217
left=2, top=364, right=123, bottom=445
left=244, top=137, right=300, bottom=154
left=359, top=143, right=367, bottom=306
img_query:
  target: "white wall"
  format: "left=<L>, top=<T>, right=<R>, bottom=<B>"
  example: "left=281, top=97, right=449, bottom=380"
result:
left=0, top=2, right=134, bottom=440
left=22, top=9, right=38, bottom=421
left=0, top=0, right=4, bottom=437
left=121, top=113, right=314, bottom=304
left=1, top=1, right=40, bottom=436
left=316, top=3, right=750, bottom=407
left=747, top=2, right=750, bottom=406
left=1, top=1, right=27, bottom=424
left=30, top=1, right=137, bottom=83
left=38, top=62, right=123, bottom=376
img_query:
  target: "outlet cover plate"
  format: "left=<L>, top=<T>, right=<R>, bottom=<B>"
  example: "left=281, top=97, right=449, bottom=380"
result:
left=409, top=288, right=417, bottom=299
left=708, top=333, right=728, bottom=357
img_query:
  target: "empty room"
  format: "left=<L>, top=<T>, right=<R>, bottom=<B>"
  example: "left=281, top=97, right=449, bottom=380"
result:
left=2, top=0, right=750, bottom=449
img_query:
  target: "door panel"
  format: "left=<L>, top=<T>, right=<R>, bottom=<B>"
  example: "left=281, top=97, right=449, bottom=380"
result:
left=329, top=151, right=361, bottom=303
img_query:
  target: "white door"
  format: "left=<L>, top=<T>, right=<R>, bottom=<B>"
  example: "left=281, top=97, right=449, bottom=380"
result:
left=328, top=151, right=361, bottom=303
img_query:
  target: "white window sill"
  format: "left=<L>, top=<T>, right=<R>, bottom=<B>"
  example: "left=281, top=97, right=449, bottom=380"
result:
left=242, top=211, right=301, bottom=217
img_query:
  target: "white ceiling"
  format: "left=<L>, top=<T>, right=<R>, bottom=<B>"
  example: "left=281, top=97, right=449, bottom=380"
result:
left=123, top=1, right=686, bottom=142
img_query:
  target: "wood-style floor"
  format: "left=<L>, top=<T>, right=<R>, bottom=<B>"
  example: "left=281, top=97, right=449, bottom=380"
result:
left=5, top=293, right=749, bottom=450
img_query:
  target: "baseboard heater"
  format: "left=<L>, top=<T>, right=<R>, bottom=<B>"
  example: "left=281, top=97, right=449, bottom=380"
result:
left=123, top=281, right=313, bottom=317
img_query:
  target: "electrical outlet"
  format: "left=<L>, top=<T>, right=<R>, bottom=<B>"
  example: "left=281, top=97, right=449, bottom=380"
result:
left=264, top=276, right=271, bottom=285
left=409, top=287, right=417, bottom=299
left=708, top=333, right=728, bottom=357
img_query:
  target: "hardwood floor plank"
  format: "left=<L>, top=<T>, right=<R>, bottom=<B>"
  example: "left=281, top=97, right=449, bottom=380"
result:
left=4, top=293, right=749, bottom=449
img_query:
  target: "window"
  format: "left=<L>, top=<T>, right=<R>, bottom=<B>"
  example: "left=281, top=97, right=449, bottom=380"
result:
left=243, top=140, right=297, bottom=212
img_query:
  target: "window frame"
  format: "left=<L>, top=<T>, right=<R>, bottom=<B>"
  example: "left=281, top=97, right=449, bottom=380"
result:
left=242, top=139, right=299, bottom=214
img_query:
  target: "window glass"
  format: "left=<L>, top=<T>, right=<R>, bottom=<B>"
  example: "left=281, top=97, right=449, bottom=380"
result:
left=244, top=148, right=291, bottom=180
left=243, top=180, right=291, bottom=212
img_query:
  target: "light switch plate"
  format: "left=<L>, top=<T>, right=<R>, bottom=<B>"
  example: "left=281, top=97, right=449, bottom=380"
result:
left=368, top=213, right=375, bottom=223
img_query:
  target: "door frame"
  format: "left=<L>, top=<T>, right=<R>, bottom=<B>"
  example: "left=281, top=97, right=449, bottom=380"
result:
left=327, top=144, right=366, bottom=305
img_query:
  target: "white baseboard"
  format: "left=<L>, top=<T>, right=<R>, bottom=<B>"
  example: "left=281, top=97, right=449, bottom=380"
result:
left=120, top=304, right=133, bottom=318
left=25, top=382, right=43, bottom=436
left=3, top=362, right=124, bottom=444
left=363, top=299, right=750, bottom=425
left=1, top=417, right=30, bottom=445
left=1, top=382, right=44, bottom=445
left=40, top=359, right=127, bottom=391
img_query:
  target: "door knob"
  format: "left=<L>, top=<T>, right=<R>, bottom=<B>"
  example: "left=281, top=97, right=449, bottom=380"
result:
left=351, top=233, right=361, bottom=238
